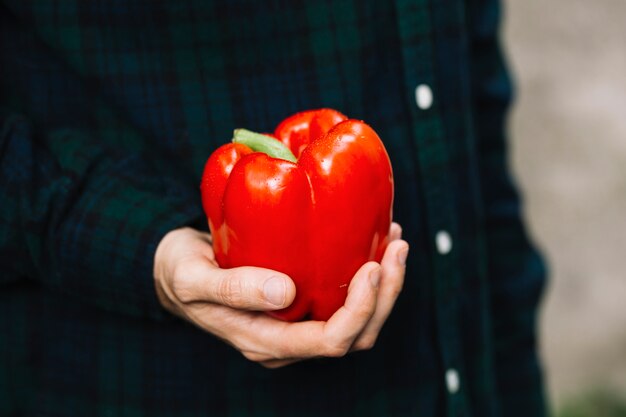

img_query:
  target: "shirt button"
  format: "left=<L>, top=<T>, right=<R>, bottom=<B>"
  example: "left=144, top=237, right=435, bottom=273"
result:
left=445, top=369, right=460, bottom=394
left=415, top=84, right=433, bottom=109
left=435, top=230, right=452, bottom=254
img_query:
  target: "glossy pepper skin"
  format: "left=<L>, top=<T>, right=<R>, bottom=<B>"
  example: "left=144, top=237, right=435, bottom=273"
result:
left=200, top=109, right=393, bottom=321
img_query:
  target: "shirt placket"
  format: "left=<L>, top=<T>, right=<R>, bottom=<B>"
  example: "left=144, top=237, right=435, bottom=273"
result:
left=394, top=0, right=470, bottom=416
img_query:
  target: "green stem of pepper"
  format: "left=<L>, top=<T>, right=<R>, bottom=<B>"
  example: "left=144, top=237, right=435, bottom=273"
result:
left=233, top=129, right=297, bottom=163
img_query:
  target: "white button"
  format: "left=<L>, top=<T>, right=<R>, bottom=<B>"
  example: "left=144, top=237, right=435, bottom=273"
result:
left=435, top=230, right=452, bottom=254
left=415, top=84, right=433, bottom=109
left=445, top=368, right=460, bottom=394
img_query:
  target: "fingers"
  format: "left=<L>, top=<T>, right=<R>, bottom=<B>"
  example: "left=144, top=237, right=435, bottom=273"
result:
left=172, top=261, right=296, bottom=311
left=201, top=238, right=405, bottom=363
left=253, top=239, right=406, bottom=365
left=322, top=262, right=381, bottom=353
left=389, top=222, right=402, bottom=241
left=222, top=262, right=381, bottom=362
left=156, top=227, right=296, bottom=312
left=159, top=224, right=408, bottom=369
left=351, top=239, right=408, bottom=351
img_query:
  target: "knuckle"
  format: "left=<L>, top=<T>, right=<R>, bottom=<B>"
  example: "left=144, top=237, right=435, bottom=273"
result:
left=323, top=340, right=350, bottom=358
left=353, top=336, right=377, bottom=351
left=240, top=350, right=276, bottom=366
left=241, top=350, right=267, bottom=363
left=353, top=304, right=376, bottom=322
left=365, top=303, right=377, bottom=317
left=217, top=275, right=245, bottom=307
left=171, top=262, right=196, bottom=303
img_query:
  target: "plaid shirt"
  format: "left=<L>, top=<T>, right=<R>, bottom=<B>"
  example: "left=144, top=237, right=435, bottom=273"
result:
left=0, top=1, right=547, bottom=416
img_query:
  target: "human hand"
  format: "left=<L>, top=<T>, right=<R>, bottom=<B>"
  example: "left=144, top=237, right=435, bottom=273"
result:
left=153, top=224, right=408, bottom=368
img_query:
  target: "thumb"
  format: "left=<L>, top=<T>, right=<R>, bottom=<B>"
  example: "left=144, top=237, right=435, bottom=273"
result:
left=174, top=260, right=296, bottom=311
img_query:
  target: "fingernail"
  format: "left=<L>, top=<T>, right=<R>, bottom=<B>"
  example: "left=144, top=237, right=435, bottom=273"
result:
left=263, top=276, right=287, bottom=306
left=369, top=267, right=381, bottom=288
left=398, top=246, right=409, bottom=266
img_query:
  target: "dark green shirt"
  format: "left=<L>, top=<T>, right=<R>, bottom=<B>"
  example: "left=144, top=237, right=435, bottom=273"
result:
left=0, top=1, right=547, bottom=416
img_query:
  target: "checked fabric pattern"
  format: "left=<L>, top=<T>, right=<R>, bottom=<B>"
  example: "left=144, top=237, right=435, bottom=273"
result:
left=0, top=1, right=547, bottom=416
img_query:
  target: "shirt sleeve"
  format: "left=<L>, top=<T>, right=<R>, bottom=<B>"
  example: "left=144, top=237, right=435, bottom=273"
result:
left=465, top=0, right=549, bottom=415
left=0, top=113, right=204, bottom=321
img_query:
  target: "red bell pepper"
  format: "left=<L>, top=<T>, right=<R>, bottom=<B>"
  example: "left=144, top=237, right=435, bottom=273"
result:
left=200, top=109, right=393, bottom=321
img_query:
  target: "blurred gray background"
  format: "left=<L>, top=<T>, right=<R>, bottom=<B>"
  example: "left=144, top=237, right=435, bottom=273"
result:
left=503, top=0, right=626, bottom=414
